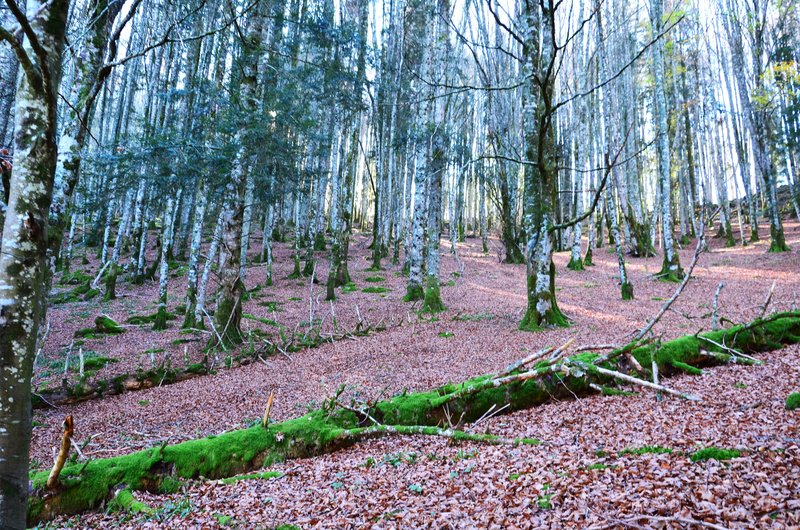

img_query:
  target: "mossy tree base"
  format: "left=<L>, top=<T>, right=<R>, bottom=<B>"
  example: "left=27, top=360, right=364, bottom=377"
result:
left=658, top=255, right=684, bottom=284
left=152, top=308, right=169, bottom=331
left=768, top=232, right=790, bottom=253
left=422, top=276, right=445, bottom=313
left=621, top=281, right=634, bottom=300
left=583, top=248, right=593, bottom=266
left=519, top=306, right=569, bottom=331
left=28, top=313, right=800, bottom=524
left=404, top=283, right=424, bottom=302
left=103, top=265, right=119, bottom=302
left=566, top=257, right=585, bottom=271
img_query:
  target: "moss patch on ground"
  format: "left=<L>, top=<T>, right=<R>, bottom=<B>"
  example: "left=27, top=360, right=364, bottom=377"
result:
left=785, top=392, right=800, bottom=411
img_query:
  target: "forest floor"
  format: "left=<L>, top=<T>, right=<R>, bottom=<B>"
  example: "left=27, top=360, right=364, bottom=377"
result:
left=35, top=220, right=800, bottom=529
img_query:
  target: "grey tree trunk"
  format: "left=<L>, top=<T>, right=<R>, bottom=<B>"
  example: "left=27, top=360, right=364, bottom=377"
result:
left=0, top=2, right=70, bottom=527
left=650, top=0, right=683, bottom=281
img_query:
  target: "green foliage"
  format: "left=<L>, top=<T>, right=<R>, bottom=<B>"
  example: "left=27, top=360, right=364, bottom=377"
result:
left=537, top=486, right=553, bottom=509
left=785, top=392, right=800, bottom=411
left=438, top=332, right=454, bottom=338
left=690, top=447, right=741, bottom=462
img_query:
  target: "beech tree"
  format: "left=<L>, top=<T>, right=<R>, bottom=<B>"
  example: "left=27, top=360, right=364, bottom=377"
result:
left=0, top=2, right=71, bottom=526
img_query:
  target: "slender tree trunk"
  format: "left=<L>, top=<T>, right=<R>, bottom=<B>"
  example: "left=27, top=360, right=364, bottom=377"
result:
left=651, top=0, right=683, bottom=280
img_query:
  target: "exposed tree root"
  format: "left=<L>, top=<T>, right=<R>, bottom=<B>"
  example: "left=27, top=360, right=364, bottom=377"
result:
left=27, top=312, right=800, bottom=525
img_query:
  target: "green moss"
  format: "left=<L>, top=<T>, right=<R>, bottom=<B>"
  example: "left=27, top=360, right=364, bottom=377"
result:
left=519, top=272, right=569, bottom=331
left=599, top=386, right=637, bottom=397
left=82, top=356, right=118, bottom=371
left=186, top=363, right=207, bottom=375
left=153, top=305, right=170, bottom=331
left=690, top=447, right=741, bottom=462
left=362, top=286, right=390, bottom=294
left=107, top=489, right=152, bottom=514
left=785, top=392, right=800, bottom=411
left=74, top=316, right=125, bottom=338
left=619, top=446, right=673, bottom=456
left=669, top=360, right=703, bottom=375
left=220, top=471, right=283, bottom=485
left=404, top=283, right=424, bottom=302
left=364, top=275, right=385, bottom=283
left=126, top=312, right=177, bottom=325
left=621, top=281, right=634, bottom=300
left=454, top=312, right=494, bottom=322
left=583, top=248, right=593, bottom=266
left=242, top=313, right=282, bottom=328
left=567, top=257, right=585, bottom=271
left=259, top=301, right=283, bottom=311
left=422, top=276, right=445, bottom=313
left=313, top=232, right=327, bottom=251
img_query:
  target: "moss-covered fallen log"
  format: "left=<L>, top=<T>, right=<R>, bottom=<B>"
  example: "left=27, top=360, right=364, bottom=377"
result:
left=28, top=312, right=800, bottom=524
left=32, top=362, right=209, bottom=409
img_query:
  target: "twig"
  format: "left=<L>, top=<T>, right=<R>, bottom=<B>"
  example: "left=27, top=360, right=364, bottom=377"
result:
left=262, top=391, right=275, bottom=428
left=575, top=343, right=617, bottom=352
left=699, top=336, right=760, bottom=364
left=570, top=361, right=700, bottom=401
left=336, top=400, right=381, bottom=426
left=712, top=282, right=724, bottom=331
left=32, top=392, right=60, bottom=409
left=498, top=346, right=556, bottom=376
left=46, top=415, right=74, bottom=489
left=758, top=281, right=776, bottom=319
left=92, top=260, right=112, bottom=288
left=200, top=306, right=227, bottom=352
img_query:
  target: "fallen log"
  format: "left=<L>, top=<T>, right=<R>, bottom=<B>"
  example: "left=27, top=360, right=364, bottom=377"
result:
left=28, top=312, right=800, bottom=525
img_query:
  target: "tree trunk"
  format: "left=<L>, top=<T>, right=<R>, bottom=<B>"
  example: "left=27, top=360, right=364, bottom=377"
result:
left=0, top=2, right=70, bottom=527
